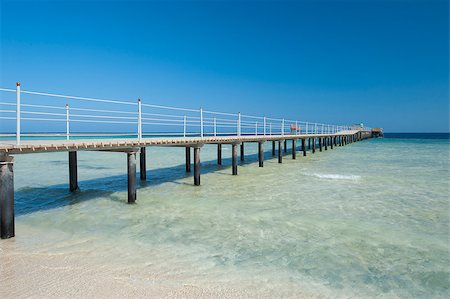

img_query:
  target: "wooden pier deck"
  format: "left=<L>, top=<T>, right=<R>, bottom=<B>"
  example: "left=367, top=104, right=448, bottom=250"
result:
left=0, top=131, right=362, bottom=153
left=0, top=130, right=371, bottom=239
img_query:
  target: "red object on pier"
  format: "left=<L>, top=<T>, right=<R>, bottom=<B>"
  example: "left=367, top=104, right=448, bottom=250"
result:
left=290, top=124, right=301, bottom=133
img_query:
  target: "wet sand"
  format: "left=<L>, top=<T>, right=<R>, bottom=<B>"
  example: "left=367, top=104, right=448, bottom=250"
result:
left=0, top=240, right=324, bottom=299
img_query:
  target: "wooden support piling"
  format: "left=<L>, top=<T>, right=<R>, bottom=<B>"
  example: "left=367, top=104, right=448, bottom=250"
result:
left=185, top=147, right=191, bottom=172
left=292, top=139, right=296, bottom=159
left=0, top=155, right=14, bottom=239
left=258, top=142, right=264, bottom=167
left=312, top=138, right=316, bottom=153
left=302, top=139, right=306, bottom=156
left=330, top=137, right=334, bottom=149
left=308, top=138, right=311, bottom=150
left=69, top=151, right=78, bottom=192
left=272, top=141, right=276, bottom=156
left=278, top=140, right=283, bottom=163
left=284, top=139, right=287, bottom=153
left=140, top=147, right=146, bottom=180
left=232, top=144, right=238, bottom=175
left=240, top=143, right=245, bottom=162
left=319, top=138, right=322, bottom=152
left=217, top=144, right=222, bottom=165
left=194, top=147, right=201, bottom=185
left=127, top=151, right=137, bottom=204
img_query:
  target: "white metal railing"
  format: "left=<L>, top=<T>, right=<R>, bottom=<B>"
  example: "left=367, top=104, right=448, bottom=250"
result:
left=0, top=83, right=372, bottom=145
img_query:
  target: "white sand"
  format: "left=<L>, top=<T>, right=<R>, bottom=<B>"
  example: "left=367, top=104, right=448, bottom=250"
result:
left=0, top=240, right=326, bottom=299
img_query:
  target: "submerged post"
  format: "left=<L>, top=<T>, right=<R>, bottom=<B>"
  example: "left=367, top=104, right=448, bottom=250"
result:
left=140, top=147, right=146, bottom=181
left=185, top=147, right=191, bottom=172
left=331, top=137, right=334, bottom=149
left=319, top=138, right=322, bottom=152
left=232, top=143, right=238, bottom=175
left=292, top=139, right=296, bottom=159
left=284, top=139, right=287, bottom=153
left=302, top=139, right=306, bottom=156
left=278, top=140, right=283, bottom=163
left=312, top=138, right=316, bottom=153
left=127, top=151, right=137, bottom=204
left=240, top=143, right=245, bottom=162
left=324, top=137, right=328, bottom=150
left=0, top=154, right=14, bottom=239
left=217, top=144, right=222, bottom=165
left=69, top=151, right=78, bottom=192
left=272, top=141, right=276, bottom=156
left=194, top=147, right=201, bottom=185
left=258, top=141, right=264, bottom=167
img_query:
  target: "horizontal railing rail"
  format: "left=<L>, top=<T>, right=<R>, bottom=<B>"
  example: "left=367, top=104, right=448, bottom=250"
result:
left=0, top=83, right=371, bottom=145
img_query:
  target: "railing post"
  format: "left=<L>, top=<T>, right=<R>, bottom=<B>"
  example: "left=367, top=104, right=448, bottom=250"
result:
left=255, top=121, right=258, bottom=136
left=183, top=114, right=187, bottom=138
left=213, top=114, right=217, bottom=136
left=295, top=120, right=298, bottom=135
left=200, top=107, right=204, bottom=137
left=16, top=82, right=20, bottom=145
left=237, top=112, right=241, bottom=136
left=137, top=98, right=142, bottom=141
left=281, top=118, right=284, bottom=135
left=66, top=103, right=70, bottom=140
left=263, top=116, right=266, bottom=136
left=305, top=122, right=308, bottom=134
left=314, top=123, right=317, bottom=134
left=269, top=123, right=272, bottom=135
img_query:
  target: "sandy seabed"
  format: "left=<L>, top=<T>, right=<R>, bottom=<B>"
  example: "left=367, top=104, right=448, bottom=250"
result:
left=0, top=240, right=328, bottom=299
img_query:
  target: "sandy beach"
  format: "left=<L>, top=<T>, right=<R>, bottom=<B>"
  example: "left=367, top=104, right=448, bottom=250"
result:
left=1, top=238, right=327, bottom=299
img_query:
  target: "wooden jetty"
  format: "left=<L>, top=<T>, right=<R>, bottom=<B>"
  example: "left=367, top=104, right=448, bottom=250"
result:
left=0, top=131, right=371, bottom=239
left=0, top=83, right=373, bottom=239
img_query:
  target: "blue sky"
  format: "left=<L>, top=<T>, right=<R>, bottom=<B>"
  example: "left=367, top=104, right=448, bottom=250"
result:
left=1, top=0, right=448, bottom=133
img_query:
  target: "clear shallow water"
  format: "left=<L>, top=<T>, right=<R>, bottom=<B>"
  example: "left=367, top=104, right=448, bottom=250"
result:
left=3, top=137, right=450, bottom=298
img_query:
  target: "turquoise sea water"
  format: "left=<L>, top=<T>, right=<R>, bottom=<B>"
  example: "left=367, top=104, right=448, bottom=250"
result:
left=3, top=136, right=450, bottom=298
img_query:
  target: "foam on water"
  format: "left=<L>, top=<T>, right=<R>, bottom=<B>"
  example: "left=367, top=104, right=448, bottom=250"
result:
left=306, top=173, right=361, bottom=181
left=1, top=137, right=449, bottom=298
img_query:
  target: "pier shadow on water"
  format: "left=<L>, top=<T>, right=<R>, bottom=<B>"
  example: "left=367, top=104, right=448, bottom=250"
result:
left=14, top=144, right=310, bottom=217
